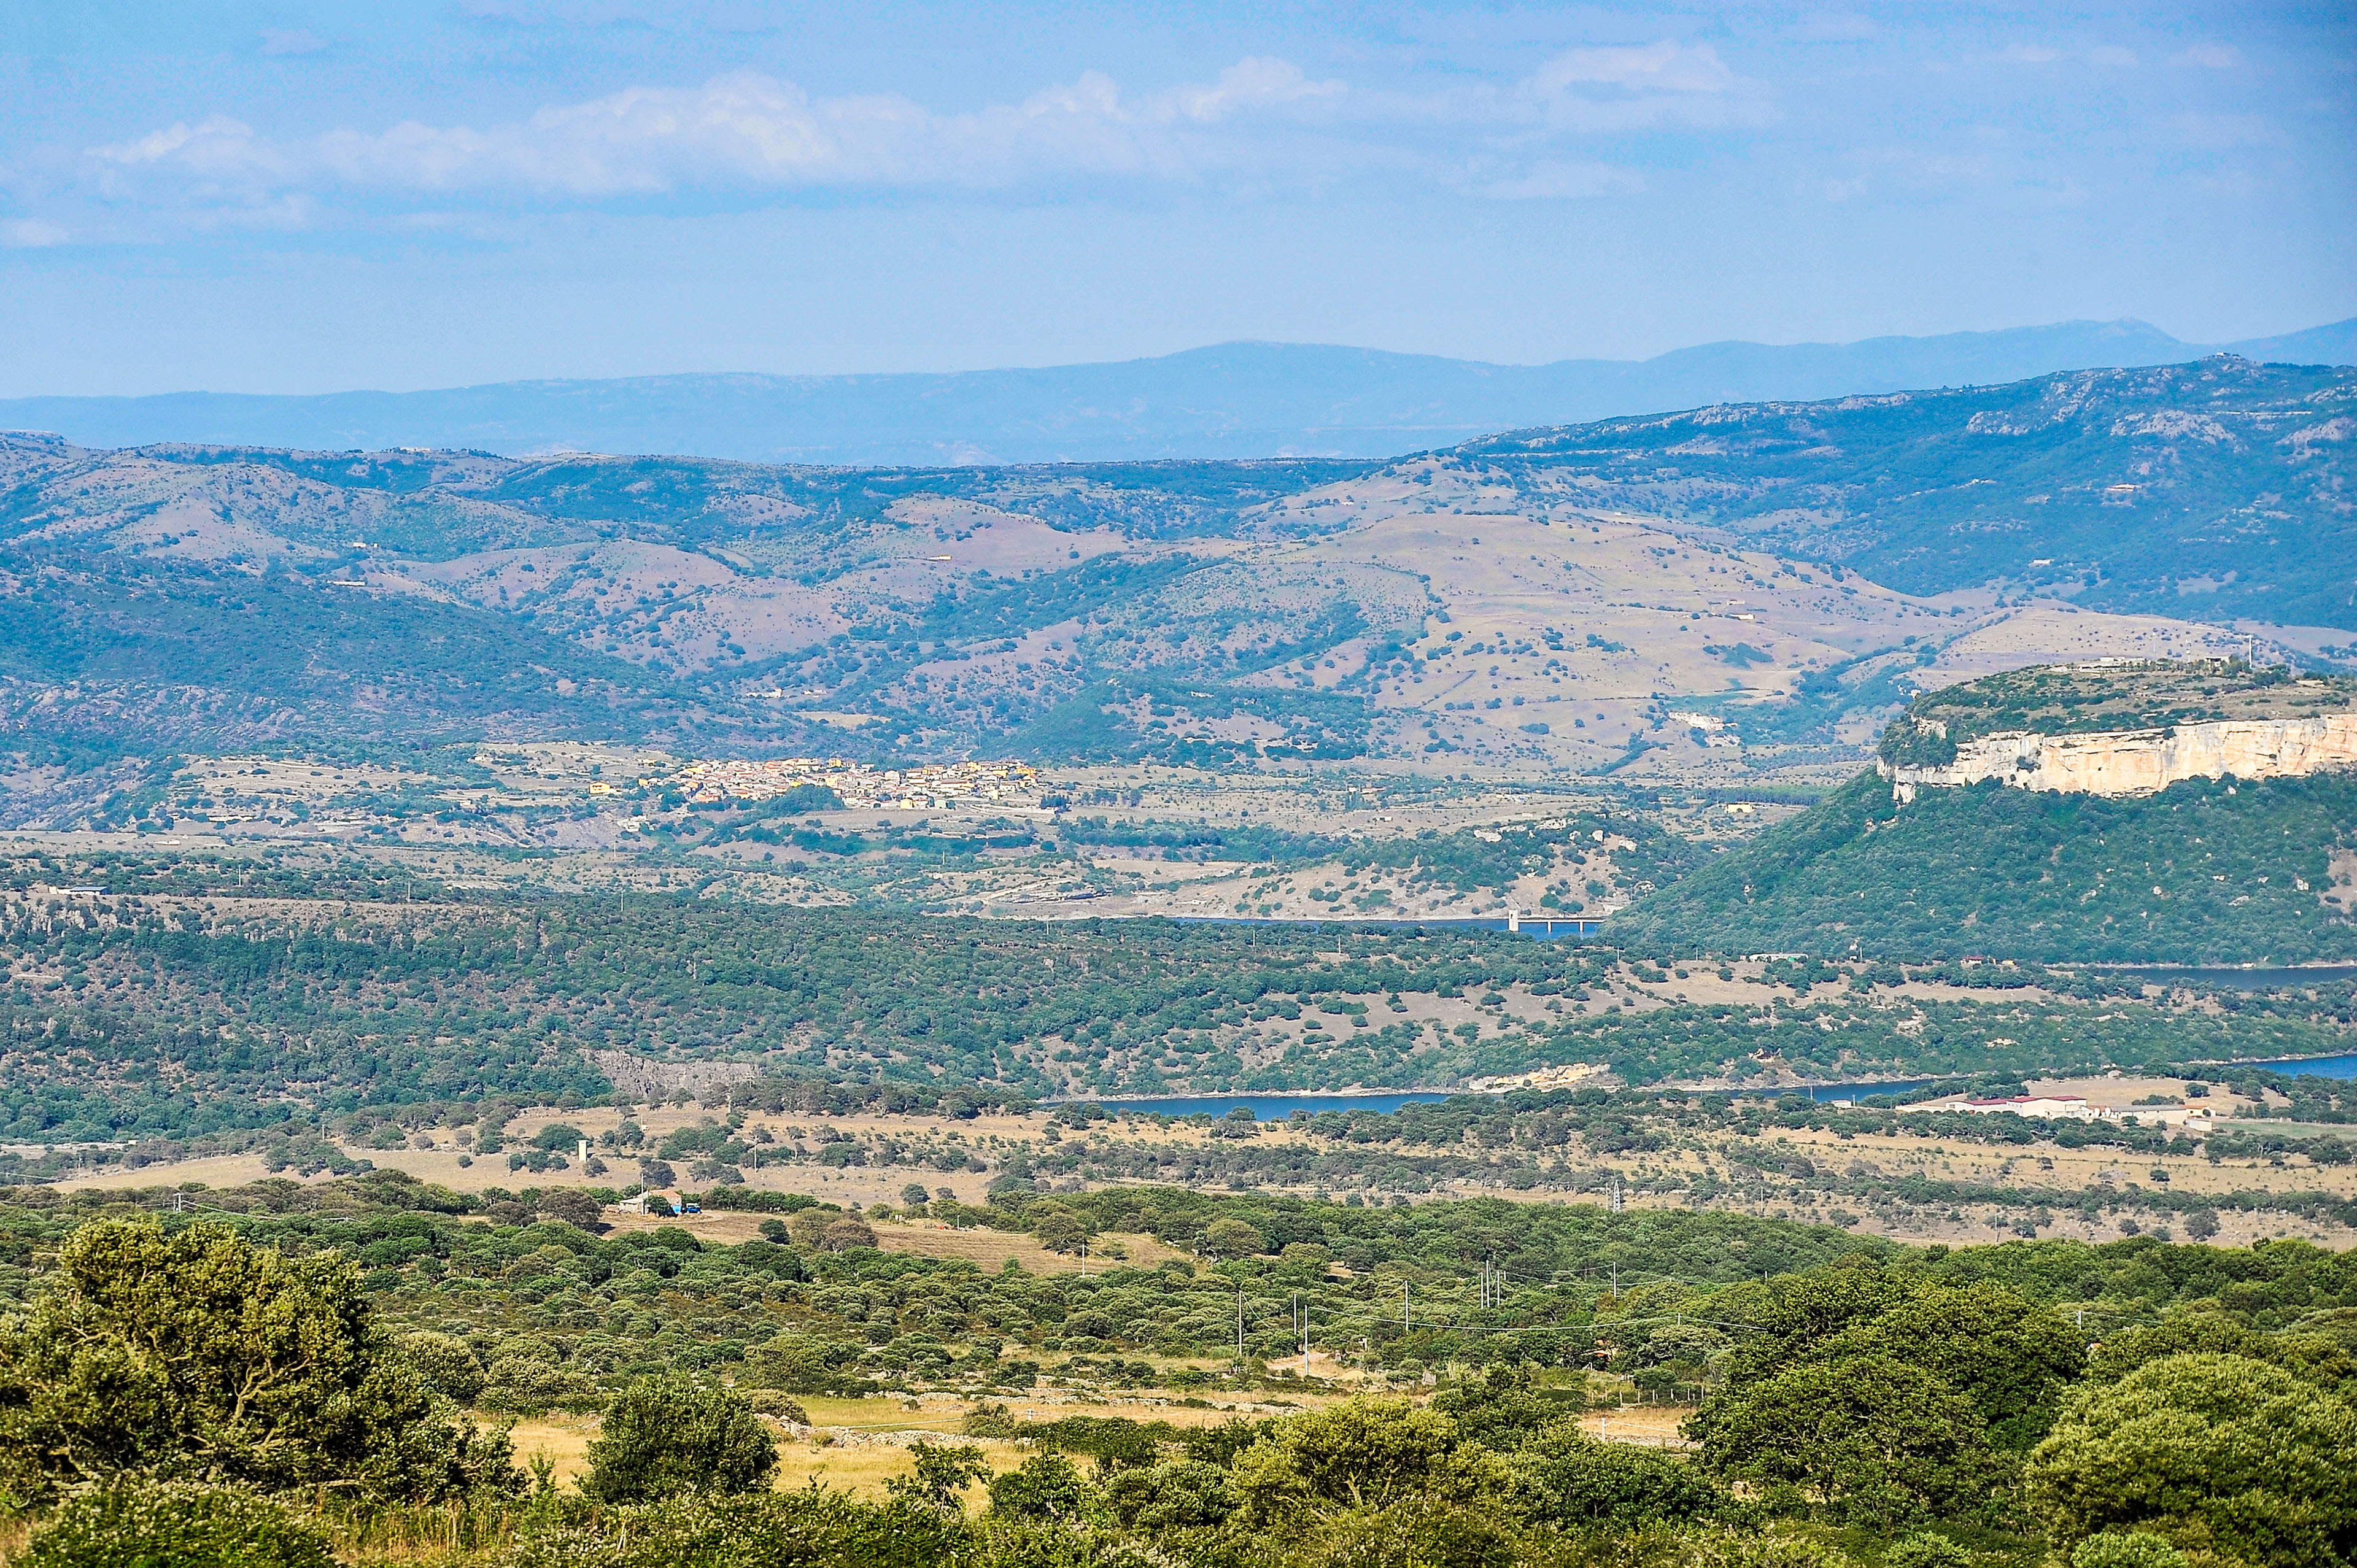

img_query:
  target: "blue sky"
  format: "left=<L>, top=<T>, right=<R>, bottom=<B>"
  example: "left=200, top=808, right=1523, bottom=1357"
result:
left=1, top=1, right=2350, bottom=395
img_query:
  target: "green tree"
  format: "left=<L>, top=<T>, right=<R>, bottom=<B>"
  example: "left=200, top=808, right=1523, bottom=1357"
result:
left=1884, top=1535, right=1972, bottom=1568
left=1430, top=1363, right=1566, bottom=1451
left=508, top=1489, right=970, bottom=1568
left=581, top=1377, right=778, bottom=1504
left=2024, top=1353, right=2357, bottom=1567
left=987, top=1451, right=1090, bottom=1521
left=1233, top=1399, right=1498, bottom=1523
left=1709, top=1270, right=2082, bottom=1452
left=1028, top=1204, right=1093, bottom=1256
left=887, top=1442, right=993, bottom=1513
left=0, top=1219, right=514, bottom=1504
left=1298, top=1497, right=1519, bottom=1568
left=2072, top=1535, right=2188, bottom=1568
left=1506, top=1424, right=1730, bottom=1530
left=1103, top=1460, right=1236, bottom=1531
left=822, top=1218, right=878, bottom=1253
left=1692, top=1354, right=1999, bottom=1526
left=1806, top=1279, right=2083, bottom=1450
left=400, top=1331, right=487, bottom=1406
left=1203, top=1219, right=1267, bottom=1259
left=16, top=1481, right=336, bottom=1568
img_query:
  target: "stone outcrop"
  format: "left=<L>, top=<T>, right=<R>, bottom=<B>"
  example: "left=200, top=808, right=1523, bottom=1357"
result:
left=1881, top=712, right=2357, bottom=802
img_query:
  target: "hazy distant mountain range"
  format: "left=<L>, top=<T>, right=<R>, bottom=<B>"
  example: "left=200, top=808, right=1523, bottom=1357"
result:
left=6, top=317, right=2353, bottom=466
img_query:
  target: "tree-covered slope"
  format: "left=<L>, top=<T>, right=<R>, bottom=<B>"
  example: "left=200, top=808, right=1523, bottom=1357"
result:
left=0, top=547, right=725, bottom=752
left=1458, top=357, right=2357, bottom=630
left=1612, top=768, right=2357, bottom=964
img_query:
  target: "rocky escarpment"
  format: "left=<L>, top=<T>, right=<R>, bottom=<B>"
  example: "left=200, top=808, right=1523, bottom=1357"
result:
left=1881, top=712, right=2357, bottom=802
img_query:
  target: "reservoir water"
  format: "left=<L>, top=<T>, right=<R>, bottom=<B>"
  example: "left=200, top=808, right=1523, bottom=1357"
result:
left=2238, top=1052, right=2357, bottom=1080
left=1079, top=1060, right=2356, bottom=1122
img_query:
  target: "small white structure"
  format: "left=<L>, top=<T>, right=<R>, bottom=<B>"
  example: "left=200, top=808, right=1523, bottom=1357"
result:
left=1902, top=1094, right=2210, bottom=1132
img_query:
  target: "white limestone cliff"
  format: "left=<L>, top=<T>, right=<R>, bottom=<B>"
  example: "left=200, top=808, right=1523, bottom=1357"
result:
left=1881, top=712, right=2357, bottom=802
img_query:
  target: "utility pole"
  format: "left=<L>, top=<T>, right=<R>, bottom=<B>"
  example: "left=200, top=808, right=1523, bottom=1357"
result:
left=1237, top=1284, right=1245, bottom=1364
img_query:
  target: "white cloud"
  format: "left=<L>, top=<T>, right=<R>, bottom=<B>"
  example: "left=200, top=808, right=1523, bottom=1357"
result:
left=88, top=61, right=1348, bottom=200
left=258, top=28, right=326, bottom=56
left=1794, top=14, right=1880, bottom=43
left=94, top=116, right=288, bottom=183
left=2, top=218, right=69, bottom=246
left=1476, top=160, right=1646, bottom=201
left=1530, top=41, right=1738, bottom=97
left=1155, top=58, right=1343, bottom=123
left=1482, top=40, right=1775, bottom=134
left=2172, top=44, right=2243, bottom=69
left=2170, top=112, right=2276, bottom=148
left=2004, top=45, right=2062, bottom=65
left=2088, top=46, right=2137, bottom=69
left=1819, top=144, right=1999, bottom=203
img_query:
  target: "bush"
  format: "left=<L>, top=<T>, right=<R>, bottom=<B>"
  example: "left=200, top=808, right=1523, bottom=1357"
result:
left=0, top=1218, right=516, bottom=1503
left=1506, top=1426, right=1731, bottom=1529
left=2025, top=1352, right=2357, bottom=1566
left=1298, top=1499, right=1516, bottom=1568
left=988, top=1453, right=1089, bottom=1521
left=18, top=1481, right=336, bottom=1568
left=581, top=1377, right=778, bottom=1504
left=2072, top=1535, right=2188, bottom=1568
left=738, top=1389, right=811, bottom=1424
left=402, top=1330, right=488, bottom=1406
left=506, top=1489, right=967, bottom=1568
left=1885, top=1534, right=1972, bottom=1568
left=536, top=1191, right=606, bottom=1232
left=1103, top=1460, right=1237, bottom=1531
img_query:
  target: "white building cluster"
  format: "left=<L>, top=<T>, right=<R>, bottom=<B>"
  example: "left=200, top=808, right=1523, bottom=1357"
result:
left=644, top=757, right=1043, bottom=812
left=1901, top=1092, right=2212, bottom=1132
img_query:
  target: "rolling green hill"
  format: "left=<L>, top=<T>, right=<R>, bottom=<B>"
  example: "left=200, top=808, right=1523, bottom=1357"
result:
left=1612, top=767, right=2357, bottom=964
left=4, top=354, right=2351, bottom=763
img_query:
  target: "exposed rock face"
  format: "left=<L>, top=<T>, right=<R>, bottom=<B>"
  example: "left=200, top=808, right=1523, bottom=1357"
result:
left=1881, top=713, right=2357, bottom=802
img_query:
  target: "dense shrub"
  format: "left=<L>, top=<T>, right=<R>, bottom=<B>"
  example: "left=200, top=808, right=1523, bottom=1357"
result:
left=16, top=1482, right=336, bottom=1568
left=580, top=1377, right=778, bottom=1504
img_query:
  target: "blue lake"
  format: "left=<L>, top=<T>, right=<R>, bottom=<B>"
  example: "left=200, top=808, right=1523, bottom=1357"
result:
left=1077, top=1059, right=2357, bottom=1122
left=2239, top=1052, right=2357, bottom=1080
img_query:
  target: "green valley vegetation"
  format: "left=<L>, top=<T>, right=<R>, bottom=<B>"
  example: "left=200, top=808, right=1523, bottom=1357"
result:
left=0, top=1180, right=2350, bottom=1565
left=7, top=840, right=2357, bottom=1172
left=1611, top=768, right=2357, bottom=964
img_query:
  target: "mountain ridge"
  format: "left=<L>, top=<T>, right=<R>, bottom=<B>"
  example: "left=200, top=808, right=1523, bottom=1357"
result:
left=2, top=357, right=2345, bottom=767
left=6, top=316, right=2352, bottom=467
